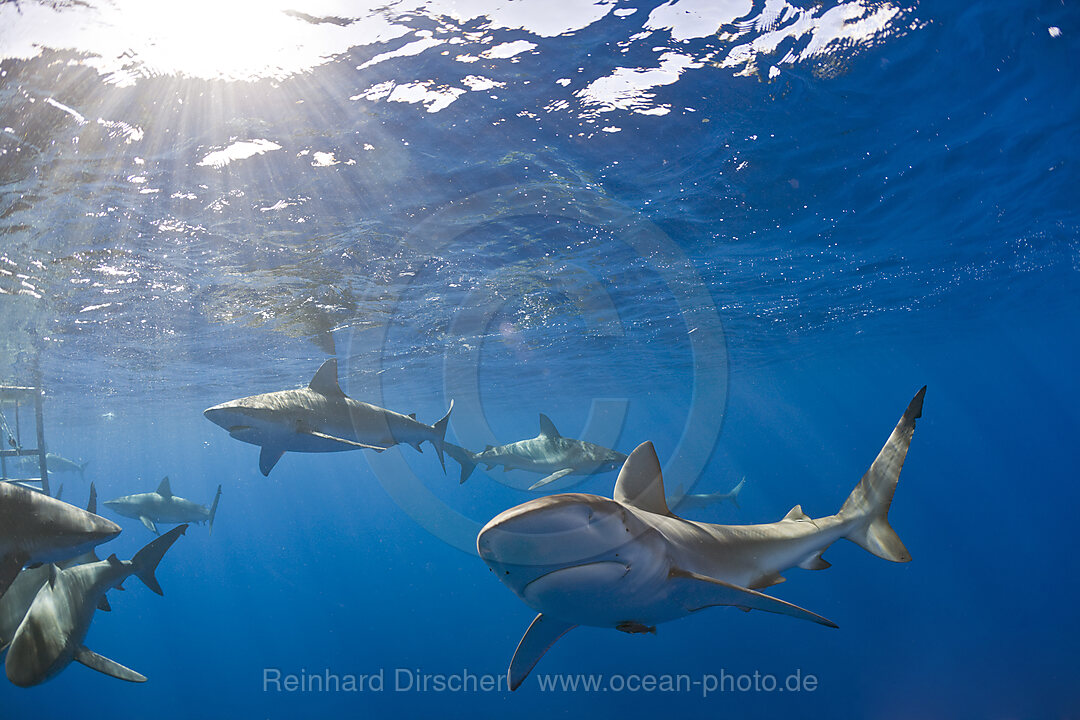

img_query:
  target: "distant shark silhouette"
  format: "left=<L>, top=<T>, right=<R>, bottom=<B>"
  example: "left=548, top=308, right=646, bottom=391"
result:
left=104, top=477, right=222, bottom=535
left=478, top=387, right=925, bottom=690
left=446, top=414, right=626, bottom=489
left=0, top=482, right=120, bottom=602
left=204, top=359, right=453, bottom=476
left=0, top=485, right=109, bottom=650
left=670, top=478, right=745, bottom=512
left=5, top=525, right=187, bottom=687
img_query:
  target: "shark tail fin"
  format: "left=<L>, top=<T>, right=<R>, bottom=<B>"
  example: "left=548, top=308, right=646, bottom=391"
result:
left=729, top=478, right=745, bottom=509
left=131, top=524, right=187, bottom=595
left=430, top=400, right=454, bottom=474
left=208, top=485, right=222, bottom=536
left=839, top=387, right=924, bottom=563
left=443, top=443, right=477, bottom=484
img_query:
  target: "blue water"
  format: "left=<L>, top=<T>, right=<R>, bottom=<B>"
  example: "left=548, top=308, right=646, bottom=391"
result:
left=1, top=0, right=1077, bottom=717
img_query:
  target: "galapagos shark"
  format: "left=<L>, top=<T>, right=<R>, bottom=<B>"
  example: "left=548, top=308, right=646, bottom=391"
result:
left=104, top=477, right=222, bottom=535
left=204, top=359, right=453, bottom=477
left=12, top=453, right=89, bottom=479
left=477, top=387, right=925, bottom=690
left=0, top=481, right=121, bottom=602
left=671, top=478, right=746, bottom=512
left=447, top=414, right=627, bottom=489
left=5, top=524, right=187, bottom=687
left=0, top=485, right=109, bottom=651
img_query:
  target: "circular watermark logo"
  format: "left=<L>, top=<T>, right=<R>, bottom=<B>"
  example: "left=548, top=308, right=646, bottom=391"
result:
left=343, top=182, right=727, bottom=554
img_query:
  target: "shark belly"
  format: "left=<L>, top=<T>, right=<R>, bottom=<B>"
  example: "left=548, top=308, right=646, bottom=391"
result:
left=6, top=581, right=83, bottom=686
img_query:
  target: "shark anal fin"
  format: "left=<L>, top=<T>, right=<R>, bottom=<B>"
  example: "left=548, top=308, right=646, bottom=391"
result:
left=139, top=516, right=159, bottom=534
left=298, top=429, right=390, bottom=452
left=528, top=468, right=574, bottom=491
left=259, top=446, right=286, bottom=476
left=74, top=646, right=147, bottom=682
left=509, top=613, right=577, bottom=691
left=669, top=567, right=837, bottom=628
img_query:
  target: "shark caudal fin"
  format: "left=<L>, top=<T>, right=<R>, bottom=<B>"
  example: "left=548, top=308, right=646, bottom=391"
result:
left=208, top=485, right=222, bottom=536
left=443, top=443, right=477, bottom=484
left=839, top=387, right=925, bottom=563
left=430, top=400, right=454, bottom=474
left=130, top=524, right=187, bottom=595
left=728, top=478, right=746, bottom=509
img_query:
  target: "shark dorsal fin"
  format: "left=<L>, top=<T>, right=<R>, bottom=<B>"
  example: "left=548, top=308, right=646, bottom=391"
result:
left=614, top=442, right=672, bottom=516
left=86, top=483, right=97, bottom=514
left=783, top=505, right=810, bottom=522
left=309, top=359, right=345, bottom=397
left=47, top=564, right=59, bottom=587
left=156, top=477, right=172, bottom=498
left=538, top=414, right=561, bottom=439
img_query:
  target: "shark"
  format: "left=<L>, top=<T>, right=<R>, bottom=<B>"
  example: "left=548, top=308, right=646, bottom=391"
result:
left=104, top=477, right=222, bottom=535
left=0, top=485, right=109, bottom=651
left=446, top=414, right=627, bottom=489
left=5, top=524, right=187, bottom=687
left=12, top=452, right=89, bottom=479
left=0, top=481, right=121, bottom=602
left=670, top=478, right=746, bottom=512
left=204, top=359, right=453, bottom=477
left=477, top=387, right=925, bottom=690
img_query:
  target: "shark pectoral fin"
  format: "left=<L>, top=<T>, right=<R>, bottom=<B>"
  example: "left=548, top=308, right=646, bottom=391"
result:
left=259, top=446, right=286, bottom=476
left=139, top=516, right=159, bottom=534
left=298, top=428, right=389, bottom=451
left=74, top=646, right=147, bottom=683
left=528, top=468, right=575, bottom=491
left=97, top=596, right=112, bottom=612
left=669, top=567, right=837, bottom=628
left=0, top=553, right=27, bottom=599
left=509, top=614, right=577, bottom=691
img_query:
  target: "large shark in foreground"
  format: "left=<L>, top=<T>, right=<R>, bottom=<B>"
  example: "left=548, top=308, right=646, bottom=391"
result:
left=477, top=387, right=925, bottom=690
left=0, top=485, right=109, bottom=650
left=204, top=359, right=453, bottom=476
left=4, top=525, right=187, bottom=687
left=0, top=482, right=121, bottom=602
left=446, top=414, right=627, bottom=489
left=104, top=477, right=222, bottom=534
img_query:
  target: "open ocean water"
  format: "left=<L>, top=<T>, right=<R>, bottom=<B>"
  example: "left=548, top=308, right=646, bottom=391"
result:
left=0, top=0, right=1077, bottom=717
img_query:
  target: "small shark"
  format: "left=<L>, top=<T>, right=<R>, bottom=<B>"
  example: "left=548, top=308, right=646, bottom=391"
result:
left=670, top=478, right=746, bottom=512
left=104, top=477, right=222, bottom=535
left=447, top=414, right=627, bottom=489
left=0, top=481, right=121, bottom=602
left=204, top=359, right=453, bottom=477
left=13, top=452, right=89, bottom=479
left=477, top=387, right=925, bottom=690
left=5, top=524, right=187, bottom=687
left=0, top=485, right=108, bottom=650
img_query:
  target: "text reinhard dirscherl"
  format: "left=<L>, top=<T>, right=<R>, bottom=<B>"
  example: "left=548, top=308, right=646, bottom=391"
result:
left=262, top=668, right=819, bottom=696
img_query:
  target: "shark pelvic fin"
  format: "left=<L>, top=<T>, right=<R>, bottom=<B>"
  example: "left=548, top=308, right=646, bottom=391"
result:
left=669, top=567, right=837, bottom=628
left=97, top=595, right=112, bottom=612
left=798, top=549, right=832, bottom=571
left=139, top=516, right=159, bottom=534
left=528, top=468, right=574, bottom=491
left=0, top=553, right=27, bottom=599
left=259, top=446, right=286, bottom=476
left=538, top=414, right=561, bottom=439
left=509, top=613, right=577, bottom=691
left=156, top=476, right=172, bottom=498
left=613, top=442, right=672, bottom=516
left=74, top=646, right=146, bottom=683
left=308, top=359, right=345, bottom=397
